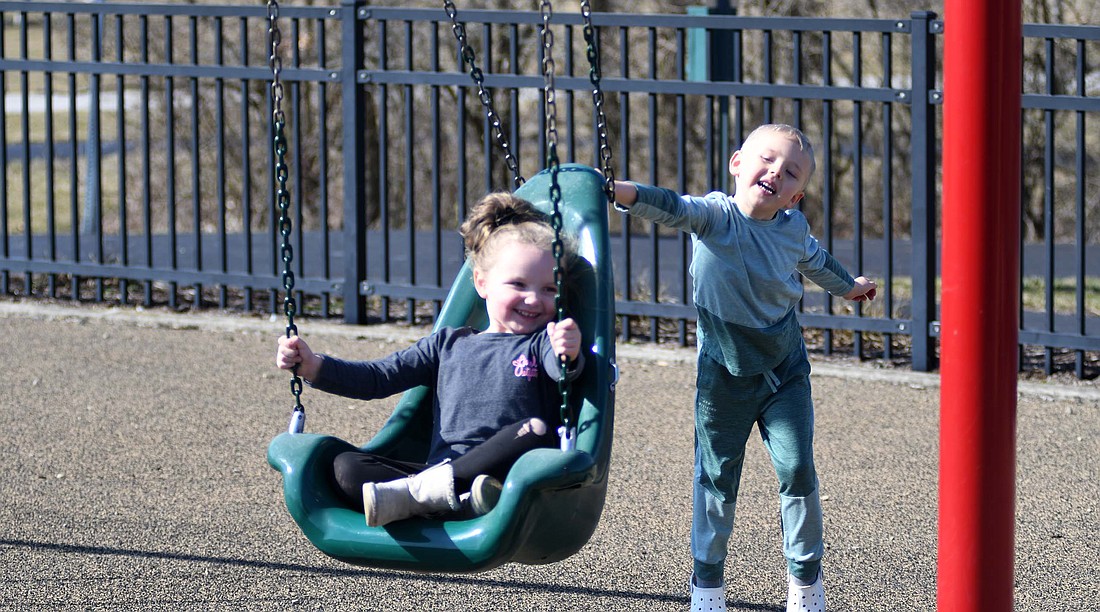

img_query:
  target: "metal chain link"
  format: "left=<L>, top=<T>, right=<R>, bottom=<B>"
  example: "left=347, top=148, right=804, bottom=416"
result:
left=538, top=0, right=573, bottom=451
left=269, top=0, right=304, bottom=433
left=579, top=0, right=616, bottom=204
left=444, top=0, right=524, bottom=188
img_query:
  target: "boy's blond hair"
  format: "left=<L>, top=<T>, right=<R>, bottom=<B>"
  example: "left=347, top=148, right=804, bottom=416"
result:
left=743, top=123, right=817, bottom=183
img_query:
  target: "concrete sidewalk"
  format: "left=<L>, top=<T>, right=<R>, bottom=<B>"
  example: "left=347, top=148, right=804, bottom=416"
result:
left=1, top=301, right=1096, bottom=611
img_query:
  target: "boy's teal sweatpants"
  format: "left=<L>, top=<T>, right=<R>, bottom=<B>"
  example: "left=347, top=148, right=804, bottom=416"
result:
left=691, top=344, right=824, bottom=585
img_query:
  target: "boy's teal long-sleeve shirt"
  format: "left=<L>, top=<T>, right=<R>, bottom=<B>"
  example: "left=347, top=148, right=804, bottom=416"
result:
left=629, top=184, right=856, bottom=376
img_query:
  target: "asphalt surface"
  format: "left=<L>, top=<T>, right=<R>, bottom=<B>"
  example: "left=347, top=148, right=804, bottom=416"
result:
left=1, top=301, right=1097, bottom=611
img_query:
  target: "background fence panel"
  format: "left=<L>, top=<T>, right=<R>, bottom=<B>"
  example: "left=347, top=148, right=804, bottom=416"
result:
left=0, top=1, right=1097, bottom=379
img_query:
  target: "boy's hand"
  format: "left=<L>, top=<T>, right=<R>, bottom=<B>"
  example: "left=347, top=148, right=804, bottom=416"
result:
left=546, top=318, right=582, bottom=362
left=846, top=276, right=878, bottom=302
left=276, top=335, right=322, bottom=382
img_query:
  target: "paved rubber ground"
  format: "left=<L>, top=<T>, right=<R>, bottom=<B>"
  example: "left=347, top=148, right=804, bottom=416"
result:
left=2, top=301, right=1096, bottom=611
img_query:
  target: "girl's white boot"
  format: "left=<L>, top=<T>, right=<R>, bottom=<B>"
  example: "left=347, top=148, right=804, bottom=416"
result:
left=363, top=463, right=460, bottom=527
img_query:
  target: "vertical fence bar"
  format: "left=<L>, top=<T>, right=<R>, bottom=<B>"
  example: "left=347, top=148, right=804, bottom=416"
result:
left=618, top=25, right=631, bottom=341
left=141, top=14, right=152, bottom=306
left=536, top=23, right=546, bottom=176
left=792, top=30, right=803, bottom=164
left=378, top=16, right=390, bottom=321
left=67, top=12, right=79, bottom=300
left=511, top=22, right=523, bottom=171
left=1042, top=37, right=1055, bottom=374
left=730, top=24, right=743, bottom=193
left=1017, top=102, right=1026, bottom=375
left=881, top=30, right=895, bottom=361
left=44, top=14, right=58, bottom=297
left=1074, top=39, right=1087, bottom=378
left=821, top=30, right=834, bottom=354
left=564, top=24, right=576, bottom=164
left=908, top=11, right=938, bottom=371
left=646, top=26, right=658, bottom=342
left=455, top=30, right=468, bottom=227
left=292, top=17, right=305, bottom=314
left=403, top=19, right=415, bottom=323
left=116, top=14, right=128, bottom=304
left=342, top=0, right=367, bottom=324
left=483, top=23, right=494, bottom=190
left=762, top=29, right=772, bottom=122
left=431, top=20, right=442, bottom=318
left=265, top=14, right=276, bottom=314
left=676, top=26, right=688, bottom=345
left=190, top=15, right=202, bottom=307
left=852, top=30, right=864, bottom=357
left=88, top=10, right=104, bottom=302
left=215, top=16, right=228, bottom=309
left=19, top=11, right=32, bottom=293
left=165, top=15, right=178, bottom=308
left=705, top=95, right=715, bottom=187
left=316, top=15, right=331, bottom=317
left=239, top=16, right=252, bottom=312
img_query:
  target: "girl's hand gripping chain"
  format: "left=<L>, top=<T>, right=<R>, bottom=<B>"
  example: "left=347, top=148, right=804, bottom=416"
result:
left=276, top=335, right=322, bottom=383
left=546, top=317, right=581, bottom=364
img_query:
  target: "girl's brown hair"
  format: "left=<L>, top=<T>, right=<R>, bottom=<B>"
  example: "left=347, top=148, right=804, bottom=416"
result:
left=459, top=192, right=563, bottom=273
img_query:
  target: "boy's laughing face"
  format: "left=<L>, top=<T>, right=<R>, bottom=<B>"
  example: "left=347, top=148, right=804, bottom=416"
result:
left=729, top=131, right=813, bottom=220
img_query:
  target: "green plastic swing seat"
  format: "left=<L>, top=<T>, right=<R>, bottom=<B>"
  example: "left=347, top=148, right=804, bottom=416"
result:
left=267, top=164, right=616, bottom=573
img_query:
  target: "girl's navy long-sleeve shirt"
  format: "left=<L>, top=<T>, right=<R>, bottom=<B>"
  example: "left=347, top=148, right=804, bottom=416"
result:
left=310, top=326, right=582, bottom=463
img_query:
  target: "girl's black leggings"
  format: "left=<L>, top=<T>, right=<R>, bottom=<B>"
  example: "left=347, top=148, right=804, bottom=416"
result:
left=331, top=417, right=557, bottom=508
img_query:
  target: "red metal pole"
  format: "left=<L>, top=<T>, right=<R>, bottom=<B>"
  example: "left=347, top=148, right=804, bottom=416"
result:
left=938, top=2, right=1021, bottom=610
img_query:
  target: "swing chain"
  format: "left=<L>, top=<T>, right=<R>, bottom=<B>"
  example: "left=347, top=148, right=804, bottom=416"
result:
left=578, top=0, right=616, bottom=206
left=444, top=0, right=524, bottom=189
left=269, top=0, right=304, bottom=433
left=539, top=0, right=573, bottom=451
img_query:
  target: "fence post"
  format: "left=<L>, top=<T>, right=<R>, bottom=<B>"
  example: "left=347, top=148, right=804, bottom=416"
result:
left=908, top=11, right=939, bottom=371
left=342, top=0, right=367, bottom=324
left=711, top=1, right=734, bottom=192
left=84, top=2, right=104, bottom=301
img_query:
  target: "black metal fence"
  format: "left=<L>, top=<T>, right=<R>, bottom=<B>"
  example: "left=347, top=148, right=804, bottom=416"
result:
left=0, top=1, right=1097, bottom=378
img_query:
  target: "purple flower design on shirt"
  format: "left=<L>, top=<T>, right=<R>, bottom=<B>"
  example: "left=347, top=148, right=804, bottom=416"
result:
left=512, top=353, right=539, bottom=380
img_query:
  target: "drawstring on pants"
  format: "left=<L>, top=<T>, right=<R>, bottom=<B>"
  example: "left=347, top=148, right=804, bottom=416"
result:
left=763, top=369, right=781, bottom=394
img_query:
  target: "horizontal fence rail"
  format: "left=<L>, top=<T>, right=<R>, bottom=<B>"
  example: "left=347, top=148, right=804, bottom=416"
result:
left=0, top=1, right=1097, bottom=379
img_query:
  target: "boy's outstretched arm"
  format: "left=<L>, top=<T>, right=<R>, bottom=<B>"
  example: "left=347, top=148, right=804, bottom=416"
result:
left=608, top=180, right=638, bottom=210
left=844, top=276, right=878, bottom=302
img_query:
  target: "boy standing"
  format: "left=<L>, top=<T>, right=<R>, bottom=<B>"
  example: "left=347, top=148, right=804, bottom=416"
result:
left=610, top=124, right=876, bottom=612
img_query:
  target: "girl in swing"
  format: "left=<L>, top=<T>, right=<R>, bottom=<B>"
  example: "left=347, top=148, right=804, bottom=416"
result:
left=275, top=193, right=583, bottom=527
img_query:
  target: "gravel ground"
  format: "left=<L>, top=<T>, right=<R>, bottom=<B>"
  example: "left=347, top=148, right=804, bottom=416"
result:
left=1, top=301, right=1096, bottom=611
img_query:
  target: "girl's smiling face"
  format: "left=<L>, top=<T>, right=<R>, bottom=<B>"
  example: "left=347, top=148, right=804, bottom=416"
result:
left=728, top=131, right=813, bottom=220
left=473, top=237, right=558, bottom=335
